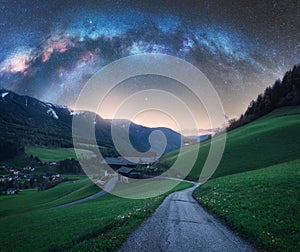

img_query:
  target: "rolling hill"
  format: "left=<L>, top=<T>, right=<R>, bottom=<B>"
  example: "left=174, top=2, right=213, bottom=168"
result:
left=187, top=106, right=300, bottom=251
left=161, top=106, right=300, bottom=180
left=161, top=65, right=300, bottom=180
left=160, top=65, right=300, bottom=251
left=0, top=179, right=192, bottom=251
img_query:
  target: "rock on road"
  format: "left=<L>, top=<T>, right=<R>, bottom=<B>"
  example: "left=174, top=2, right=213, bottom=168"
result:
left=118, top=184, right=255, bottom=252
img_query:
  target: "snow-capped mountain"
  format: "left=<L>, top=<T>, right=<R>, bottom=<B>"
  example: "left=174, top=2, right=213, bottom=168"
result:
left=0, top=90, right=182, bottom=155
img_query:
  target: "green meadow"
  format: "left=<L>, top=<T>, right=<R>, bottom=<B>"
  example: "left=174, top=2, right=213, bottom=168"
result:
left=0, top=176, right=100, bottom=215
left=0, top=179, right=192, bottom=251
left=161, top=106, right=300, bottom=180
left=160, top=106, right=300, bottom=251
left=25, top=146, right=96, bottom=162
left=193, top=160, right=300, bottom=251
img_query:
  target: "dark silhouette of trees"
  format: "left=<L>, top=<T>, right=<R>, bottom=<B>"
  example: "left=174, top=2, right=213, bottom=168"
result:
left=0, top=140, right=24, bottom=161
left=59, top=158, right=83, bottom=174
left=228, top=65, right=300, bottom=131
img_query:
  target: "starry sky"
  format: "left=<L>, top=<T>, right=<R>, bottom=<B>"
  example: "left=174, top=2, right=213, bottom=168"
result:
left=0, top=0, right=299, bottom=132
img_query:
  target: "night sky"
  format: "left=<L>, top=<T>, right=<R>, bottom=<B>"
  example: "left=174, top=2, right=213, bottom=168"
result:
left=0, top=0, right=299, bottom=130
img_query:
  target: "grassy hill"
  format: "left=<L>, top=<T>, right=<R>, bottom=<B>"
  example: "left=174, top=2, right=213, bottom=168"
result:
left=193, top=160, right=300, bottom=251
left=0, top=178, right=192, bottom=251
left=161, top=106, right=300, bottom=180
left=0, top=176, right=100, bottom=216
left=25, top=146, right=96, bottom=162
left=159, top=105, right=300, bottom=251
left=161, top=106, right=300, bottom=251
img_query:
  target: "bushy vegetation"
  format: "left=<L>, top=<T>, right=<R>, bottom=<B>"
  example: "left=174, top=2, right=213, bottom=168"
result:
left=193, top=160, right=300, bottom=251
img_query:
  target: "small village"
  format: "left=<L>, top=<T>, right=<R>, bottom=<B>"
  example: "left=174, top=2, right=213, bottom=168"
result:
left=0, top=162, right=62, bottom=195
left=0, top=156, right=163, bottom=195
left=102, top=156, right=162, bottom=183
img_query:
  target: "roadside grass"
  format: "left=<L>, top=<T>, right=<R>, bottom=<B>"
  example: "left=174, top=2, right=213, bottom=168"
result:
left=160, top=106, right=300, bottom=180
left=0, top=180, right=192, bottom=251
left=0, top=176, right=100, bottom=216
left=193, top=160, right=300, bottom=251
left=25, top=146, right=96, bottom=162
left=71, top=180, right=193, bottom=251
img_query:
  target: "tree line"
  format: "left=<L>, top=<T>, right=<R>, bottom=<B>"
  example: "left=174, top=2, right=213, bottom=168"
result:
left=0, top=140, right=24, bottom=161
left=228, top=65, right=300, bottom=131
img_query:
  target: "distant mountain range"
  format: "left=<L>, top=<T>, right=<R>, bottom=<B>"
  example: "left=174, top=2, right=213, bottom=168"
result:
left=0, top=90, right=182, bottom=157
left=3, top=65, right=298, bottom=159
left=181, top=134, right=212, bottom=146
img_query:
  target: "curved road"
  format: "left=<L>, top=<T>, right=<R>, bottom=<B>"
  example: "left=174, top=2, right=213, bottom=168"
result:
left=55, top=175, right=118, bottom=208
left=118, top=184, right=255, bottom=252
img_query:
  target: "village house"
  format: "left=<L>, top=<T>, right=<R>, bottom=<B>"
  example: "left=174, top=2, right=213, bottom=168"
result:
left=6, top=188, right=18, bottom=195
left=102, top=157, right=137, bottom=170
left=22, top=166, right=35, bottom=172
left=116, top=166, right=142, bottom=183
left=102, top=156, right=160, bottom=183
left=0, top=175, right=9, bottom=182
left=104, top=170, right=116, bottom=177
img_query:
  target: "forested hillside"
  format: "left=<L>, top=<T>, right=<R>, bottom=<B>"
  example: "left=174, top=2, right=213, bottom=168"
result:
left=228, top=65, right=300, bottom=130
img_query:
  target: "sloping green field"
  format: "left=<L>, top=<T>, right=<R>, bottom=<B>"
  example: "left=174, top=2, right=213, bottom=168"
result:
left=25, top=146, right=96, bottom=161
left=161, top=106, right=300, bottom=180
left=0, top=176, right=100, bottom=216
left=161, top=106, right=300, bottom=251
left=193, top=160, right=300, bottom=251
left=0, top=179, right=192, bottom=251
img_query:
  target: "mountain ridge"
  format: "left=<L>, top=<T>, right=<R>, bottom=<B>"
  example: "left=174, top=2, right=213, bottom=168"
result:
left=0, top=89, right=182, bottom=160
